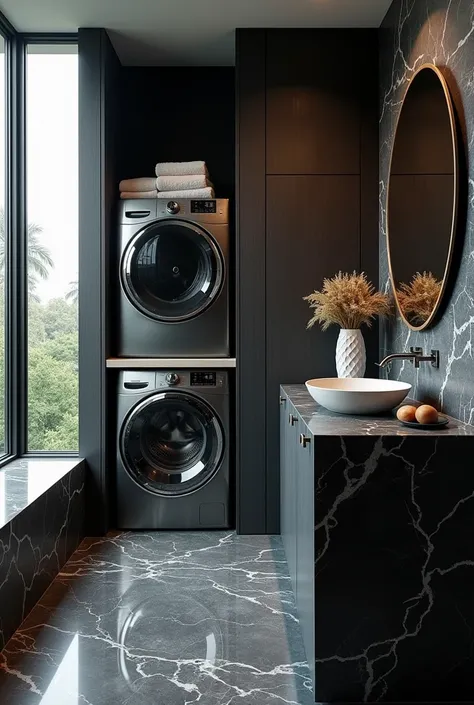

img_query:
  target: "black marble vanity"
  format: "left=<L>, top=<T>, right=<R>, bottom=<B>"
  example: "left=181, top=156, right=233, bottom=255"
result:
left=280, top=384, right=474, bottom=703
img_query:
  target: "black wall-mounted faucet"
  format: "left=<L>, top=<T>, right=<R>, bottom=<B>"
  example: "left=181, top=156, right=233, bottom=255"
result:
left=377, top=347, right=440, bottom=369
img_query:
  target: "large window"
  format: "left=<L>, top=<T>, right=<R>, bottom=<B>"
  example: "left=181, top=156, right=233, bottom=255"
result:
left=0, top=34, right=5, bottom=456
left=26, top=44, right=78, bottom=451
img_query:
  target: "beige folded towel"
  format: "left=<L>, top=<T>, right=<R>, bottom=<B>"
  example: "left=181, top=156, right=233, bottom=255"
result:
left=120, top=191, right=158, bottom=200
left=156, top=175, right=211, bottom=192
left=155, top=161, right=207, bottom=177
left=157, top=187, right=215, bottom=199
left=119, top=177, right=156, bottom=192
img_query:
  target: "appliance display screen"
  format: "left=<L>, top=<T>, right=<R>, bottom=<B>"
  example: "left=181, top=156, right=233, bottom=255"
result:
left=191, top=200, right=216, bottom=214
left=191, top=371, right=217, bottom=386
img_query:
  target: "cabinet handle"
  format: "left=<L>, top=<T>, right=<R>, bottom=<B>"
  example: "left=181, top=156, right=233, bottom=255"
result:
left=279, top=396, right=286, bottom=405
left=289, top=414, right=297, bottom=426
left=300, top=433, right=311, bottom=448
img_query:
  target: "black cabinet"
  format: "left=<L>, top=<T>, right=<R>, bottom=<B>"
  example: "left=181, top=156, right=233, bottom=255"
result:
left=295, top=419, right=315, bottom=683
left=236, top=29, right=378, bottom=534
left=280, top=390, right=315, bottom=689
left=266, top=175, right=360, bottom=531
left=280, top=395, right=298, bottom=586
left=266, top=30, right=371, bottom=175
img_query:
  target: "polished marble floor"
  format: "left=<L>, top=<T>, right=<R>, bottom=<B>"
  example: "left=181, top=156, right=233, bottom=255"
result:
left=0, top=531, right=313, bottom=704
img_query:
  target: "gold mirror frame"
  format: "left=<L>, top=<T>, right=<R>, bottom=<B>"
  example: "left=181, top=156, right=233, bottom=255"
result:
left=386, top=63, right=459, bottom=332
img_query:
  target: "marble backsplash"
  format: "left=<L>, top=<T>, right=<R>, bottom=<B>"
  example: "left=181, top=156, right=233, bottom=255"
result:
left=379, top=0, right=474, bottom=424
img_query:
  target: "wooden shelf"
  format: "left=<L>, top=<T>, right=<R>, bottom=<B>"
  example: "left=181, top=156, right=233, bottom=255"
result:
left=106, top=358, right=237, bottom=369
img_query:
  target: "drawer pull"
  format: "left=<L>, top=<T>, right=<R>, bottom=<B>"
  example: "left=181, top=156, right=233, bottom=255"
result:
left=300, top=433, right=311, bottom=448
left=289, top=414, right=297, bottom=426
left=279, top=396, right=286, bottom=405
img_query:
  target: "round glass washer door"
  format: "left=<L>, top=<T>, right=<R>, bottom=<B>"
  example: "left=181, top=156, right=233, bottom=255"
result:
left=120, top=391, right=224, bottom=496
left=121, top=219, right=224, bottom=323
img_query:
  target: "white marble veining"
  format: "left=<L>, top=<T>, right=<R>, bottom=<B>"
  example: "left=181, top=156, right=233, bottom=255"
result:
left=380, top=0, right=474, bottom=425
left=0, top=458, right=83, bottom=530
left=0, top=460, right=85, bottom=651
left=281, top=384, right=474, bottom=436
left=284, top=383, right=474, bottom=702
left=0, top=532, right=313, bottom=705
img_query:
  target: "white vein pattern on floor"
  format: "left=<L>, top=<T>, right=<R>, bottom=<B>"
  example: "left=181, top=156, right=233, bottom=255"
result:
left=0, top=531, right=314, bottom=705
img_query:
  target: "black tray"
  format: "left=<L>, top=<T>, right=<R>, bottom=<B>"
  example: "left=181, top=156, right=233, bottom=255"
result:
left=399, top=416, right=449, bottom=430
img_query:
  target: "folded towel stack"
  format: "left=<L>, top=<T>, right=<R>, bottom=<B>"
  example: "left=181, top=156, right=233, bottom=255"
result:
left=119, top=162, right=215, bottom=200
left=154, top=161, right=215, bottom=199
left=119, top=177, right=158, bottom=200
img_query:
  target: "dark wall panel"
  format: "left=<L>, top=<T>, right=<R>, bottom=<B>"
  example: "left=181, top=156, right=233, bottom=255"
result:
left=266, top=30, right=364, bottom=175
left=236, top=29, right=379, bottom=534
left=235, top=29, right=267, bottom=533
left=265, top=175, right=360, bottom=531
left=79, top=28, right=121, bottom=534
left=119, top=67, right=235, bottom=199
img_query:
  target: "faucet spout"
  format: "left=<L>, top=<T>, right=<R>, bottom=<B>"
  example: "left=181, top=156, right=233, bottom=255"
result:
left=377, top=347, right=440, bottom=369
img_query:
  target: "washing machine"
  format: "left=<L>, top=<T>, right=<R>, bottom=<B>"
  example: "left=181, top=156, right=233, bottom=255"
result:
left=117, top=198, right=230, bottom=358
left=116, top=369, right=231, bottom=529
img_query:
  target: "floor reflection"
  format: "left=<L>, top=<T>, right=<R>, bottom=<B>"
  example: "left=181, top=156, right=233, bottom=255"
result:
left=40, top=634, right=78, bottom=705
left=0, top=532, right=313, bottom=704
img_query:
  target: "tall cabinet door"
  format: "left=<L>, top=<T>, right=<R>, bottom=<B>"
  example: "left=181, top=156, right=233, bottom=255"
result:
left=266, top=175, right=360, bottom=533
left=266, top=30, right=363, bottom=175
left=296, top=425, right=315, bottom=688
left=280, top=396, right=297, bottom=590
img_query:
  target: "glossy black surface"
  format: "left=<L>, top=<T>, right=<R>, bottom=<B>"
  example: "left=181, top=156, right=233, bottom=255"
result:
left=0, top=459, right=85, bottom=651
left=0, top=532, right=313, bottom=704
left=281, top=384, right=474, bottom=436
left=282, top=385, right=474, bottom=701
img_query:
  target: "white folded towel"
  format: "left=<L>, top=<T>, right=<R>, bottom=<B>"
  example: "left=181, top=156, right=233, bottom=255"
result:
left=119, top=177, right=156, bottom=192
left=155, top=161, right=207, bottom=177
left=120, top=191, right=158, bottom=200
left=157, top=187, right=215, bottom=199
left=156, top=175, right=211, bottom=192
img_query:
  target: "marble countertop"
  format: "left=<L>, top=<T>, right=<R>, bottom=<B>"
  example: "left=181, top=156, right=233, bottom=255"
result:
left=281, top=384, right=474, bottom=437
left=0, top=458, right=84, bottom=530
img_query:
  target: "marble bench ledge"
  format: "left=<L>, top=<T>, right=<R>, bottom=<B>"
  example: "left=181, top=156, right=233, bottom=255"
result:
left=0, top=457, right=86, bottom=651
left=281, top=384, right=474, bottom=437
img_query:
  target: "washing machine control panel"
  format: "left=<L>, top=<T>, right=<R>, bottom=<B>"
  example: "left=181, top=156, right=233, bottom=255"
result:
left=155, top=371, right=226, bottom=390
left=191, top=200, right=216, bottom=214
left=190, top=371, right=216, bottom=386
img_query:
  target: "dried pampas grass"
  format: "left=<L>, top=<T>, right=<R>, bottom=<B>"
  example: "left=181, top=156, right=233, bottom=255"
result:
left=397, top=271, right=442, bottom=325
left=304, top=271, right=391, bottom=331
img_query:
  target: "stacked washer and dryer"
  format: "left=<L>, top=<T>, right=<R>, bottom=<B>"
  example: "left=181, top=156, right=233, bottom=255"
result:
left=116, top=198, right=231, bottom=530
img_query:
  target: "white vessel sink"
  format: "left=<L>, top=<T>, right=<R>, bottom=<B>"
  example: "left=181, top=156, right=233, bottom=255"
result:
left=305, top=378, right=412, bottom=415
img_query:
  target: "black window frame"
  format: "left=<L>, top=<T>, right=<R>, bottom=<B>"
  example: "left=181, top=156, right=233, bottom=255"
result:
left=0, top=15, right=79, bottom=465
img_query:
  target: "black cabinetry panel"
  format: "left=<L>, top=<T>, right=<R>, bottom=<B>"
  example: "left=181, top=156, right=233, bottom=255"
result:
left=235, top=30, right=267, bottom=533
left=266, top=30, right=364, bottom=175
left=265, top=175, right=360, bottom=531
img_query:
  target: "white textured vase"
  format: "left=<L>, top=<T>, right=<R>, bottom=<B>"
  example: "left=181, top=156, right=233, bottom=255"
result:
left=336, top=329, right=366, bottom=378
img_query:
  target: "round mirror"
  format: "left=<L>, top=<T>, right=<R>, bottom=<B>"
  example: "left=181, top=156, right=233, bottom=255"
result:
left=387, top=64, right=459, bottom=330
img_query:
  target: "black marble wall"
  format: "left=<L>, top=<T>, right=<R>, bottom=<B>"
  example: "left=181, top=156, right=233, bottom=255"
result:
left=380, top=0, right=474, bottom=423
left=0, top=462, right=85, bottom=651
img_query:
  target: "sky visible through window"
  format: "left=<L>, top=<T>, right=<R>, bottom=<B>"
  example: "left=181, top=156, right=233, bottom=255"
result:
left=27, top=50, right=78, bottom=302
left=26, top=47, right=79, bottom=452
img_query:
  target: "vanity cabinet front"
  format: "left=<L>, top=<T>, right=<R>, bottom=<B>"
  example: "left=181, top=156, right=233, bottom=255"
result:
left=280, top=392, right=315, bottom=689
left=280, top=384, right=474, bottom=704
